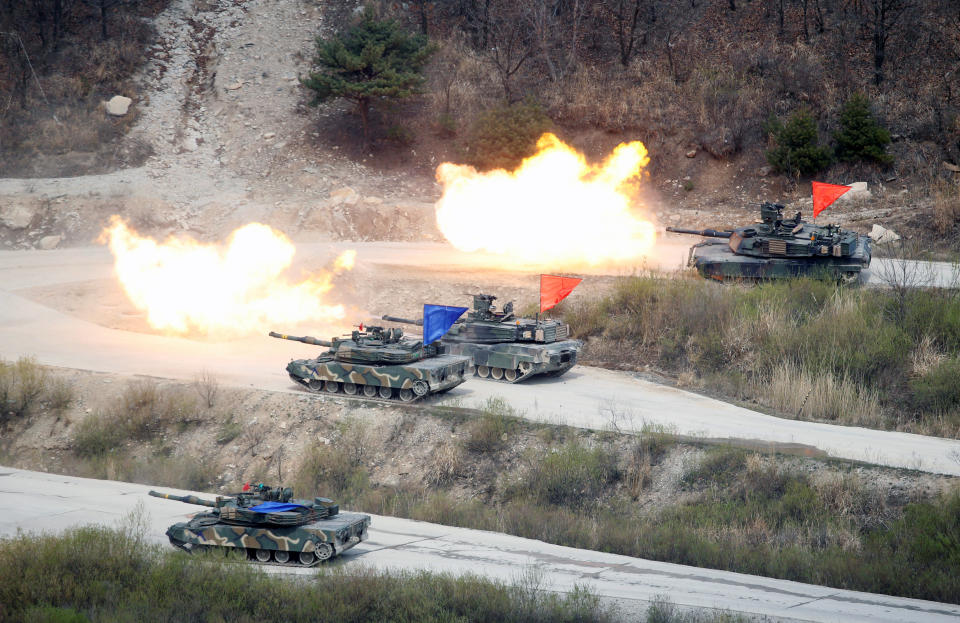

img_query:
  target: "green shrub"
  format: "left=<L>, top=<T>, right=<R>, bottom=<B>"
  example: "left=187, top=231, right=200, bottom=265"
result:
left=521, top=441, right=619, bottom=507
left=467, top=100, right=553, bottom=170
left=910, top=358, right=960, bottom=413
left=463, top=397, right=517, bottom=453
left=765, top=109, right=832, bottom=176
left=682, top=448, right=747, bottom=487
left=833, top=94, right=893, bottom=165
left=72, top=412, right=125, bottom=458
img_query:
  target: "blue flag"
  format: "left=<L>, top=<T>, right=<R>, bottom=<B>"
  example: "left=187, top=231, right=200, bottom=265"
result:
left=423, top=304, right=467, bottom=344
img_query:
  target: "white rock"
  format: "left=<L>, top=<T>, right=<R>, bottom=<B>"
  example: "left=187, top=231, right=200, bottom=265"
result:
left=38, top=235, right=61, bottom=250
left=838, top=181, right=871, bottom=202
left=262, top=131, right=276, bottom=139
left=869, top=224, right=901, bottom=244
left=226, top=81, right=243, bottom=90
left=329, top=186, right=359, bottom=206
left=105, top=95, right=132, bottom=116
left=363, top=196, right=383, bottom=205
left=0, top=203, right=35, bottom=229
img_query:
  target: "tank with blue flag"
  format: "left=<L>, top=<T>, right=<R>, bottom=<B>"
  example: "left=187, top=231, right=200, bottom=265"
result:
left=382, top=283, right=583, bottom=383
left=149, top=484, right=371, bottom=565
left=268, top=321, right=471, bottom=402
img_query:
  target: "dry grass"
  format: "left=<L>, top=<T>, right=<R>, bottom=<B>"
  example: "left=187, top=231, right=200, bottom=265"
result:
left=932, top=180, right=960, bottom=234
left=428, top=440, right=465, bottom=486
left=764, top=361, right=884, bottom=426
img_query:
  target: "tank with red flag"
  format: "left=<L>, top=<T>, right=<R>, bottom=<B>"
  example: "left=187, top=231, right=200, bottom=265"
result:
left=666, top=201, right=871, bottom=282
left=382, top=288, right=583, bottom=383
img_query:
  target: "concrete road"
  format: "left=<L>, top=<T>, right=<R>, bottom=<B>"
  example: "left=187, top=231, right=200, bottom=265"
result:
left=1, top=246, right=960, bottom=476
left=1, top=467, right=958, bottom=623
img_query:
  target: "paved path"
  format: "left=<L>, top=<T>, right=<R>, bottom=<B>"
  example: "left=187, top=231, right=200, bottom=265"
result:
left=2, top=467, right=958, bottom=623
left=1, top=246, right=959, bottom=476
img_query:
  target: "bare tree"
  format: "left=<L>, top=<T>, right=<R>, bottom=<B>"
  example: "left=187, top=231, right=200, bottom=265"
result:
left=80, top=0, right=134, bottom=40
left=523, top=0, right=585, bottom=81
left=605, top=0, right=644, bottom=67
left=869, top=0, right=913, bottom=85
left=480, top=0, right=534, bottom=99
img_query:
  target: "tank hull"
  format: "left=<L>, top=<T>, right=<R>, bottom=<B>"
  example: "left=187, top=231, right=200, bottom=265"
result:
left=443, top=340, right=581, bottom=382
left=165, top=511, right=370, bottom=565
left=689, top=239, right=871, bottom=281
left=286, top=353, right=470, bottom=401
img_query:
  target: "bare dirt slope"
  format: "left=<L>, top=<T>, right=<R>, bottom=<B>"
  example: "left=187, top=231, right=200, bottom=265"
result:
left=0, top=0, right=439, bottom=251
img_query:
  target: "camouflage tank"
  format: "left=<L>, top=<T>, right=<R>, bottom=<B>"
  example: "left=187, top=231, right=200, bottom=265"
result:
left=382, top=294, right=582, bottom=383
left=149, top=484, right=370, bottom=565
left=666, top=202, right=871, bottom=282
left=269, top=325, right=470, bottom=401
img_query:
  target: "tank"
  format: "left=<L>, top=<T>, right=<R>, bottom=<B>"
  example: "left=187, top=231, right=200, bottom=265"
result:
left=269, top=325, right=470, bottom=401
left=149, top=484, right=370, bottom=565
left=665, top=202, right=871, bottom=282
left=382, top=294, right=582, bottom=382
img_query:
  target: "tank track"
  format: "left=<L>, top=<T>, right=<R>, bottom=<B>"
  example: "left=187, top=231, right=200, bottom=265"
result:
left=168, top=535, right=327, bottom=567
left=472, top=363, right=574, bottom=383
left=289, top=374, right=432, bottom=403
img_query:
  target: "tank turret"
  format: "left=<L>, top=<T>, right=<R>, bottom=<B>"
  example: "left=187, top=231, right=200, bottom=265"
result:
left=149, top=485, right=371, bottom=565
left=381, top=293, right=582, bottom=383
left=666, top=201, right=871, bottom=282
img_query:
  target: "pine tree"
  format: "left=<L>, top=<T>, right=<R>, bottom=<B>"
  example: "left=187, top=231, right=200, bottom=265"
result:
left=766, top=110, right=832, bottom=177
left=301, top=7, right=435, bottom=144
left=834, top=94, right=893, bottom=165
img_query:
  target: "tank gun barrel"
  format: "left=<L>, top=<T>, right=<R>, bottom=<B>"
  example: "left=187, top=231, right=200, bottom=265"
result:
left=268, top=331, right=333, bottom=347
left=665, top=227, right=733, bottom=239
left=149, top=490, right=217, bottom=507
left=380, top=315, right=424, bottom=326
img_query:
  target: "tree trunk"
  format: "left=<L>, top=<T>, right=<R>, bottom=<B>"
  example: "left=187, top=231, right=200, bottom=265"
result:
left=358, top=98, right=370, bottom=146
left=802, top=0, right=809, bottom=42
left=100, top=2, right=108, bottom=40
left=873, top=0, right=885, bottom=85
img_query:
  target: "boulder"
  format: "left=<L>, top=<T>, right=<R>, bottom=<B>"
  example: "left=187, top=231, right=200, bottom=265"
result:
left=757, top=165, right=773, bottom=177
left=38, top=235, right=61, bottom=250
left=0, top=202, right=36, bottom=229
left=838, top=181, right=871, bottom=202
left=700, top=127, right=735, bottom=159
left=869, top=224, right=900, bottom=245
left=685, top=149, right=697, bottom=158
left=105, top=95, right=132, bottom=116
left=329, top=186, right=359, bottom=207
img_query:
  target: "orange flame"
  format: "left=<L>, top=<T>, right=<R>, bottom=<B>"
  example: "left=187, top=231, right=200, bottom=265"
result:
left=102, top=217, right=352, bottom=335
left=435, top=133, right=657, bottom=268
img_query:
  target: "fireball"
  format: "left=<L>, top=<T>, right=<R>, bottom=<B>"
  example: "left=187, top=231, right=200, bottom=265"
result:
left=435, top=133, right=657, bottom=268
left=102, top=217, right=352, bottom=335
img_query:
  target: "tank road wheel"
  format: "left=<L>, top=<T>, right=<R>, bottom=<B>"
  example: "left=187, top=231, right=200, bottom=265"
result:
left=343, top=382, right=358, bottom=395
left=273, top=550, right=290, bottom=564
left=399, top=388, right=415, bottom=402
left=298, top=551, right=316, bottom=566
left=363, top=385, right=377, bottom=398
left=324, top=380, right=341, bottom=393
left=378, top=386, right=393, bottom=399
left=477, top=365, right=490, bottom=378
left=314, top=543, right=334, bottom=561
left=412, top=380, right=429, bottom=397
left=307, top=380, right=323, bottom=392
left=254, top=549, right=271, bottom=563
left=504, top=369, right=518, bottom=382
left=519, top=362, right=533, bottom=374
left=491, top=367, right=504, bottom=380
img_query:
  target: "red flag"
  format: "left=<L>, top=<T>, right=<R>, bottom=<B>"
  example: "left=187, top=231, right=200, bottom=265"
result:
left=358, top=322, right=364, bottom=331
left=242, top=482, right=251, bottom=492
left=812, top=182, right=851, bottom=218
left=540, top=274, right=582, bottom=312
